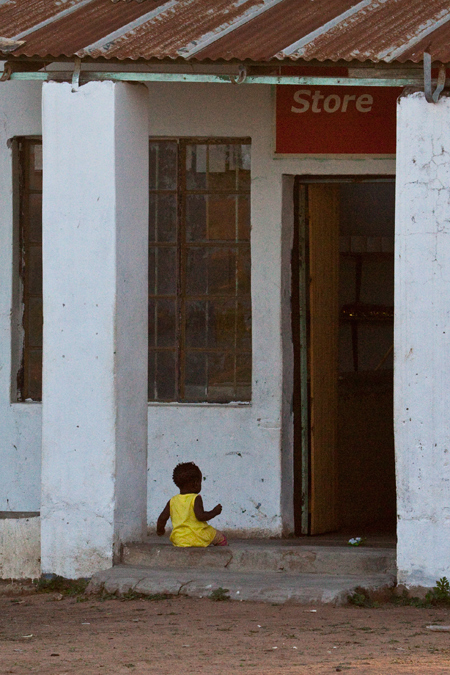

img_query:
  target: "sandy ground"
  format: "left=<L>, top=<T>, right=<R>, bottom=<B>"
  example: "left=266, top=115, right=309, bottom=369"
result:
left=1, top=592, right=450, bottom=674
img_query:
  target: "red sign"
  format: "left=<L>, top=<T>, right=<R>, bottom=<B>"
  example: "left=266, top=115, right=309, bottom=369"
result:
left=276, top=85, right=401, bottom=155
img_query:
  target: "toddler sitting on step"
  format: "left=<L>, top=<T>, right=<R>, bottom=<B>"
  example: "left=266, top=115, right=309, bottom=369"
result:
left=157, top=461, right=228, bottom=547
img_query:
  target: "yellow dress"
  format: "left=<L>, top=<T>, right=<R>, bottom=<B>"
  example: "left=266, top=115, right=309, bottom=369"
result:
left=169, top=493, right=216, bottom=547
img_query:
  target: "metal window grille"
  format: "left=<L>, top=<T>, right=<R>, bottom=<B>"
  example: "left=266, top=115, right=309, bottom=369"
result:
left=17, top=139, right=43, bottom=401
left=148, top=138, right=252, bottom=402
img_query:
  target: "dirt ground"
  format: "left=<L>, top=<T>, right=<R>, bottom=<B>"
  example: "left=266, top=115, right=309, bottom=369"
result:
left=1, top=592, right=450, bottom=674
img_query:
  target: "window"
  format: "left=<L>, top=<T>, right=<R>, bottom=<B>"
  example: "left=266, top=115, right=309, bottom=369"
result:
left=148, top=139, right=252, bottom=403
left=14, top=138, right=252, bottom=404
left=17, top=139, right=43, bottom=401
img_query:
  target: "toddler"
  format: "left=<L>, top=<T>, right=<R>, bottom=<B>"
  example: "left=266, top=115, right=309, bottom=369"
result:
left=157, top=462, right=228, bottom=547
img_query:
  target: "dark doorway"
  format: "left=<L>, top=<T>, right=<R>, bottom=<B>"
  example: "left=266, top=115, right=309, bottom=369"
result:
left=293, top=177, right=396, bottom=536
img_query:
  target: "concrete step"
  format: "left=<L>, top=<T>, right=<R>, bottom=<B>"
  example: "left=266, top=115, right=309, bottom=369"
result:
left=88, top=565, right=395, bottom=605
left=122, top=541, right=396, bottom=577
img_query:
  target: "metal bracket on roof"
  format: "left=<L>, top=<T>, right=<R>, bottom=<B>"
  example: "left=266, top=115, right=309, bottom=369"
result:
left=230, top=64, right=247, bottom=85
left=424, top=53, right=446, bottom=103
left=0, top=63, right=12, bottom=82
left=71, top=57, right=81, bottom=92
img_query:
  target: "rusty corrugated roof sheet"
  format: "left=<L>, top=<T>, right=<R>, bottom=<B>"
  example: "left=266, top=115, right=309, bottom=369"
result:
left=1, top=0, right=450, bottom=63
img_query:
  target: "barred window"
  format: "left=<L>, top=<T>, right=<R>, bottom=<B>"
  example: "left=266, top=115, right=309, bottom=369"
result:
left=148, top=139, right=252, bottom=403
left=17, top=139, right=43, bottom=401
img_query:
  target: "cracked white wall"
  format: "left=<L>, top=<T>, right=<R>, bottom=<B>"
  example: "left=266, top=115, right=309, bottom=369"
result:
left=0, top=80, right=395, bottom=549
left=395, top=91, right=450, bottom=587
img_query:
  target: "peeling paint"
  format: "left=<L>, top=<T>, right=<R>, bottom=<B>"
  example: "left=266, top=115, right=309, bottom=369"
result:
left=395, top=91, right=450, bottom=587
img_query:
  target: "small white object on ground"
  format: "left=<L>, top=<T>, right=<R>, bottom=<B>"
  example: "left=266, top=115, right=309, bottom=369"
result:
left=348, top=537, right=363, bottom=546
left=427, top=625, right=450, bottom=631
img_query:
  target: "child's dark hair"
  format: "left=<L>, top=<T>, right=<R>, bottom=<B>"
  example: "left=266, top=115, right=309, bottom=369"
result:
left=172, top=462, right=201, bottom=488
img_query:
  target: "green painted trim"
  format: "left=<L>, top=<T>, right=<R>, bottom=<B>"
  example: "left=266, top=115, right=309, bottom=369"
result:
left=8, top=71, right=424, bottom=87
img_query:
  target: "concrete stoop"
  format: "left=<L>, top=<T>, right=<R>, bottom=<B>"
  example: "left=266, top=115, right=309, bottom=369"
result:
left=122, top=541, right=396, bottom=576
left=88, top=565, right=394, bottom=605
left=87, top=541, right=397, bottom=605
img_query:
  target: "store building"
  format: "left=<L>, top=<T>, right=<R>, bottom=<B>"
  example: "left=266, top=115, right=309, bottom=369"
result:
left=0, top=0, right=449, bottom=588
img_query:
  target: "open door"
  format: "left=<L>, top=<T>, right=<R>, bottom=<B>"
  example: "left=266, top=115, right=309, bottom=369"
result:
left=308, top=184, right=340, bottom=534
left=294, top=179, right=396, bottom=536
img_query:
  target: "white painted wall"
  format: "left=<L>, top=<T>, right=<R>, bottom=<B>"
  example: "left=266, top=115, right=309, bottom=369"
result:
left=41, top=82, right=148, bottom=578
left=0, top=82, right=42, bottom=512
left=144, top=82, right=395, bottom=535
left=395, top=91, right=450, bottom=587
left=0, top=79, right=395, bottom=550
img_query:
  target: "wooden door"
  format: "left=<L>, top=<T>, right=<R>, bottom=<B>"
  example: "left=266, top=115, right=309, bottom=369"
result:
left=308, top=184, right=340, bottom=534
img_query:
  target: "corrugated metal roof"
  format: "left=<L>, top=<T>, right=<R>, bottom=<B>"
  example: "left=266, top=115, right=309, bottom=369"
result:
left=1, top=0, right=450, bottom=64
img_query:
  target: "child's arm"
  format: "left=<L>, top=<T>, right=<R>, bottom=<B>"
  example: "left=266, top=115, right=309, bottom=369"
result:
left=157, top=501, right=170, bottom=536
left=194, top=495, right=222, bottom=522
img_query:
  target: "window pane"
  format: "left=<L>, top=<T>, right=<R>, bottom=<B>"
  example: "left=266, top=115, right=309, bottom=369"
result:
left=149, top=193, right=157, bottom=243
left=149, top=194, right=177, bottom=243
left=148, top=299, right=156, bottom=347
left=28, top=245, right=42, bottom=295
left=238, top=144, right=251, bottom=190
left=186, top=248, right=207, bottom=295
left=208, top=352, right=234, bottom=385
left=208, top=353, right=235, bottom=402
left=186, top=144, right=207, bottom=189
left=185, top=351, right=206, bottom=400
left=238, top=195, right=250, bottom=241
left=207, top=299, right=235, bottom=349
left=156, top=351, right=176, bottom=400
left=157, top=194, right=177, bottom=243
left=237, top=247, right=251, bottom=294
left=156, top=247, right=177, bottom=296
left=236, top=385, right=251, bottom=401
left=208, top=195, right=236, bottom=241
left=156, top=299, right=176, bottom=348
left=208, top=145, right=236, bottom=191
left=148, top=350, right=156, bottom=400
left=186, top=194, right=207, bottom=242
left=149, top=141, right=177, bottom=190
left=28, top=144, right=42, bottom=191
left=208, top=248, right=236, bottom=295
left=186, top=300, right=207, bottom=348
left=29, top=193, right=42, bottom=243
left=27, top=349, right=42, bottom=400
left=236, top=352, right=252, bottom=384
left=148, top=248, right=156, bottom=295
left=236, top=299, right=252, bottom=350
left=27, top=297, right=43, bottom=348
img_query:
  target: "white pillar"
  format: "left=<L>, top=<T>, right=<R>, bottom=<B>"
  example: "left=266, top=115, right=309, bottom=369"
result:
left=395, top=91, right=450, bottom=587
left=41, top=81, right=149, bottom=578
